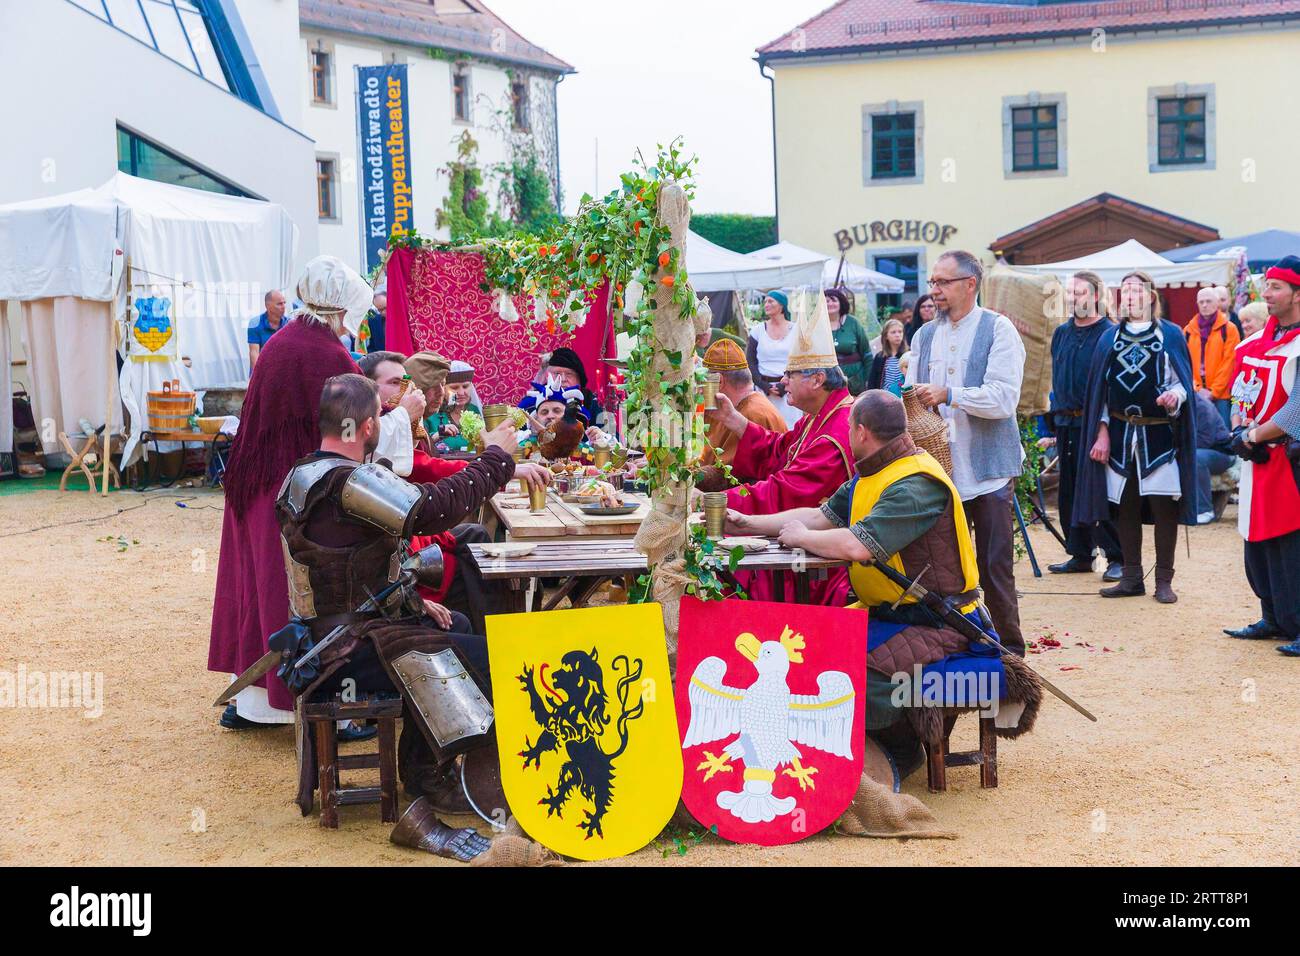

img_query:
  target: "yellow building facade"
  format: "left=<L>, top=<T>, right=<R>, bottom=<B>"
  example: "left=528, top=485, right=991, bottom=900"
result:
left=761, top=4, right=1300, bottom=308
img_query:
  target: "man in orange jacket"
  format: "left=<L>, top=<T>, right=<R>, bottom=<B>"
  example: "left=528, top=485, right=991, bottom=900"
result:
left=1186, top=286, right=1241, bottom=429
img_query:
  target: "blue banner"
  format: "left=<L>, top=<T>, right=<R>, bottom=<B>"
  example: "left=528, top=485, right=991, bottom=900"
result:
left=356, top=63, right=413, bottom=273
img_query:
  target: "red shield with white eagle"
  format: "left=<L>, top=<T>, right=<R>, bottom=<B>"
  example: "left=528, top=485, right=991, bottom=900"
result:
left=676, top=597, right=867, bottom=845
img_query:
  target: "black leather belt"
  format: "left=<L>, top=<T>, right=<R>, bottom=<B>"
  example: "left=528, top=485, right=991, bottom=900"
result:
left=1113, top=412, right=1171, bottom=426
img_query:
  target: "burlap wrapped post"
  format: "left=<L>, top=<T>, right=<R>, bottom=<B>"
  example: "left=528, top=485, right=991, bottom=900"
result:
left=982, top=264, right=1065, bottom=419
left=631, top=180, right=709, bottom=660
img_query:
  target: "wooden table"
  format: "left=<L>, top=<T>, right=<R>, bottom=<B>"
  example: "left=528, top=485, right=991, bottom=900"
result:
left=470, top=538, right=848, bottom=613
left=137, top=429, right=232, bottom=488
left=484, top=489, right=650, bottom=541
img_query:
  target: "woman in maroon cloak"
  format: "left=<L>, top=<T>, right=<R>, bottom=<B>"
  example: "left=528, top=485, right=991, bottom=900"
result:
left=209, top=256, right=373, bottom=727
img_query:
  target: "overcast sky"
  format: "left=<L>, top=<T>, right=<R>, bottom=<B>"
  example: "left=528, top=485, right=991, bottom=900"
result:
left=486, top=0, right=832, bottom=216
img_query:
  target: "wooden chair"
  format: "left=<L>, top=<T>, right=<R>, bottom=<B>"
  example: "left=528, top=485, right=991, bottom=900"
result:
left=299, top=691, right=403, bottom=829
left=925, top=709, right=997, bottom=793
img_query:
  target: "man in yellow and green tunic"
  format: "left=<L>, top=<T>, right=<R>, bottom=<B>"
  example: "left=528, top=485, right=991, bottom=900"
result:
left=725, top=389, right=1023, bottom=774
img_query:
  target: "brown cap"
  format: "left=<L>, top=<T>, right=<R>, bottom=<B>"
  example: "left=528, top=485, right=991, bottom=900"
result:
left=404, top=351, right=451, bottom=390
left=703, top=338, right=748, bottom=371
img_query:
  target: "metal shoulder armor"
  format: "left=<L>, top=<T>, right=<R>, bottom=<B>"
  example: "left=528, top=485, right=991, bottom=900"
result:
left=338, top=461, right=424, bottom=535
left=278, top=457, right=357, bottom=516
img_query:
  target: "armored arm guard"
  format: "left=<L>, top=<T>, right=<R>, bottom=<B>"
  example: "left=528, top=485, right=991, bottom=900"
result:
left=339, top=462, right=425, bottom=536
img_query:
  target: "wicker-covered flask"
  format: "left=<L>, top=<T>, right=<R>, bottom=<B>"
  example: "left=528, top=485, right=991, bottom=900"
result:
left=901, top=385, right=954, bottom=475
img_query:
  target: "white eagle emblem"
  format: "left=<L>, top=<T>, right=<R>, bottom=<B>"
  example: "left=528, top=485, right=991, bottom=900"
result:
left=682, top=627, right=856, bottom=823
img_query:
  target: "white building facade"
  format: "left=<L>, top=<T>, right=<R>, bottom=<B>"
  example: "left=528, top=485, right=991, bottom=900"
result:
left=0, top=0, right=320, bottom=265
left=297, top=0, right=573, bottom=273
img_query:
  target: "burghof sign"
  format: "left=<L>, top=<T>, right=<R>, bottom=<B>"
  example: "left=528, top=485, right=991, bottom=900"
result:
left=834, top=219, right=957, bottom=251
left=129, top=295, right=176, bottom=362
left=486, top=603, right=682, bottom=861
left=676, top=598, right=867, bottom=845
left=356, top=63, right=413, bottom=274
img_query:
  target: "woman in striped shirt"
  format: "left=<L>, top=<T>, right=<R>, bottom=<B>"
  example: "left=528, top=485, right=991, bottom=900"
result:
left=868, top=317, right=909, bottom=395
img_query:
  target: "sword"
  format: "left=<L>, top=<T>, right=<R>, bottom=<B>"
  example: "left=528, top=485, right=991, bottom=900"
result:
left=213, top=649, right=282, bottom=707
left=214, top=543, right=445, bottom=705
left=871, top=561, right=1098, bottom=723
left=290, top=576, right=408, bottom=674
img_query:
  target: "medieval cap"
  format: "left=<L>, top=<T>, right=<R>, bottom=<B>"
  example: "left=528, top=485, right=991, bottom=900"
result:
left=404, top=351, right=451, bottom=390
left=703, top=338, right=748, bottom=371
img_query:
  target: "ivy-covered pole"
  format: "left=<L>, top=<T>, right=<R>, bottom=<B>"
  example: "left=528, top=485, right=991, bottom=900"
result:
left=630, top=178, right=711, bottom=661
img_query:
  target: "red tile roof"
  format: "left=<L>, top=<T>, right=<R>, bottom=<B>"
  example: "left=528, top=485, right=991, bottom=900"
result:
left=758, top=0, right=1300, bottom=59
left=301, top=0, right=574, bottom=73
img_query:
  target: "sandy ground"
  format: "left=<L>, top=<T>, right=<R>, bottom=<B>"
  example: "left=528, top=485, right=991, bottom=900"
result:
left=1, top=484, right=1296, bottom=868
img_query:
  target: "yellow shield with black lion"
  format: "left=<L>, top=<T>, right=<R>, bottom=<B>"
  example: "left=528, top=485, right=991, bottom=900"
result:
left=485, top=603, right=682, bottom=861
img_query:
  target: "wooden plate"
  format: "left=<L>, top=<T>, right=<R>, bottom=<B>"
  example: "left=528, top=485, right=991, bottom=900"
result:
left=716, top=536, right=768, bottom=553
left=579, top=504, right=638, bottom=517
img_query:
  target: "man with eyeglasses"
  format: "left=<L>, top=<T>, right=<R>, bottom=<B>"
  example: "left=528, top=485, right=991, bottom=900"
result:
left=905, top=250, right=1026, bottom=654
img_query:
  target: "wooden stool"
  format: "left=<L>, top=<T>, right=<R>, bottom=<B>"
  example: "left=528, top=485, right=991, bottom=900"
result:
left=58, top=431, right=120, bottom=494
left=925, top=709, right=997, bottom=793
left=301, top=692, right=403, bottom=829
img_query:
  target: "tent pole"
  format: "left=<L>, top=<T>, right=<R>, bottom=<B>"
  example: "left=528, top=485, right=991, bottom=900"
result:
left=106, top=261, right=128, bottom=495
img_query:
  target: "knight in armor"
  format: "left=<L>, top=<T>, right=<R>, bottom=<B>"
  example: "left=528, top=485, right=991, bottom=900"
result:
left=278, top=373, right=553, bottom=862
left=1074, top=271, right=1198, bottom=604
left=1223, top=255, right=1300, bottom=656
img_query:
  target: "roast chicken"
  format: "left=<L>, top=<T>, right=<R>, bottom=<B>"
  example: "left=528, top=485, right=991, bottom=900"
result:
left=538, top=400, right=587, bottom=461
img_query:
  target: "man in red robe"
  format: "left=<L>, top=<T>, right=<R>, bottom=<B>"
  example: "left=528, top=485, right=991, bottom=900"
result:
left=1224, top=255, right=1300, bottom=655
left=707, top=292, right=854, bottom=604
left=209, top=256, right=375, bottom=729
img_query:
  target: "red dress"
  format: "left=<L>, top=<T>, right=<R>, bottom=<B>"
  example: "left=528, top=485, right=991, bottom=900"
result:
left=725, top=389, right=855, bottom=604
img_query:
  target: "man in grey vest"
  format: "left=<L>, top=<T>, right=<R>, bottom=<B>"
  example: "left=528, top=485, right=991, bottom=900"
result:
left=906, top=250, right=1026, bottom=654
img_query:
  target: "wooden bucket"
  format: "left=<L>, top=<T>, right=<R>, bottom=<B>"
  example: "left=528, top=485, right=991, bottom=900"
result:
left=148, top=389, right=197, bottom=432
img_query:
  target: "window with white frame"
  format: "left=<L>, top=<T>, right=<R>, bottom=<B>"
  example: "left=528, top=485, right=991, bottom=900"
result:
left=1148, top=83, right=1215, bottom=172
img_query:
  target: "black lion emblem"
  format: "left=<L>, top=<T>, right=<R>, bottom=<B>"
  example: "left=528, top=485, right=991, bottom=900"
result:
left=518, top=649, right=644, bottom=839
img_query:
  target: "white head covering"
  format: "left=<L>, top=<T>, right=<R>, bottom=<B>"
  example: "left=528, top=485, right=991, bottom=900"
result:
left=445, top=359, right=483, bottom=411
left=293, top=255, right=373, bottom=335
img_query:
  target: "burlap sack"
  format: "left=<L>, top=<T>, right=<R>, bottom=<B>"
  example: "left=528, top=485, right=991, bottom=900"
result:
left=470, top=815, right=564, bottom=867
left=835, top=772, right=957, bottom=840
left=982, top=264, right=1065, bottom=418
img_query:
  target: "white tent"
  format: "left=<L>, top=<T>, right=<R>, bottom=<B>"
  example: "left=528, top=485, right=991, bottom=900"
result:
left=750, top=241, right=905, bottom=293
left=685, top=231, right=824, bottom=292
left=1011, top=238, right=1233, bottom=289
left=0, top=173, right=297, bottom=476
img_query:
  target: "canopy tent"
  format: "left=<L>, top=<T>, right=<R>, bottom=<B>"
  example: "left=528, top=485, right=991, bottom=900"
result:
left=1163, top=229, right=1300, bottom=272
left=1010, top=238, right=1233, bottom=289
left=750, top=241, right=905, bottom=293
left=0, top=173, right=297, bottom=473
left=684, top=231, right=823, bottom=292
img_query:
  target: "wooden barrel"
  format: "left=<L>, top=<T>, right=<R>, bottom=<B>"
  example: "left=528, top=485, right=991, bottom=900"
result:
left=147, top=390, right=197, bottom=432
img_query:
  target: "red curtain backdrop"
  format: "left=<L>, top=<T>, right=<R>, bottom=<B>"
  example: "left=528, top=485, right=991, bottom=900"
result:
left=384, top=246, right=615, bottom=406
